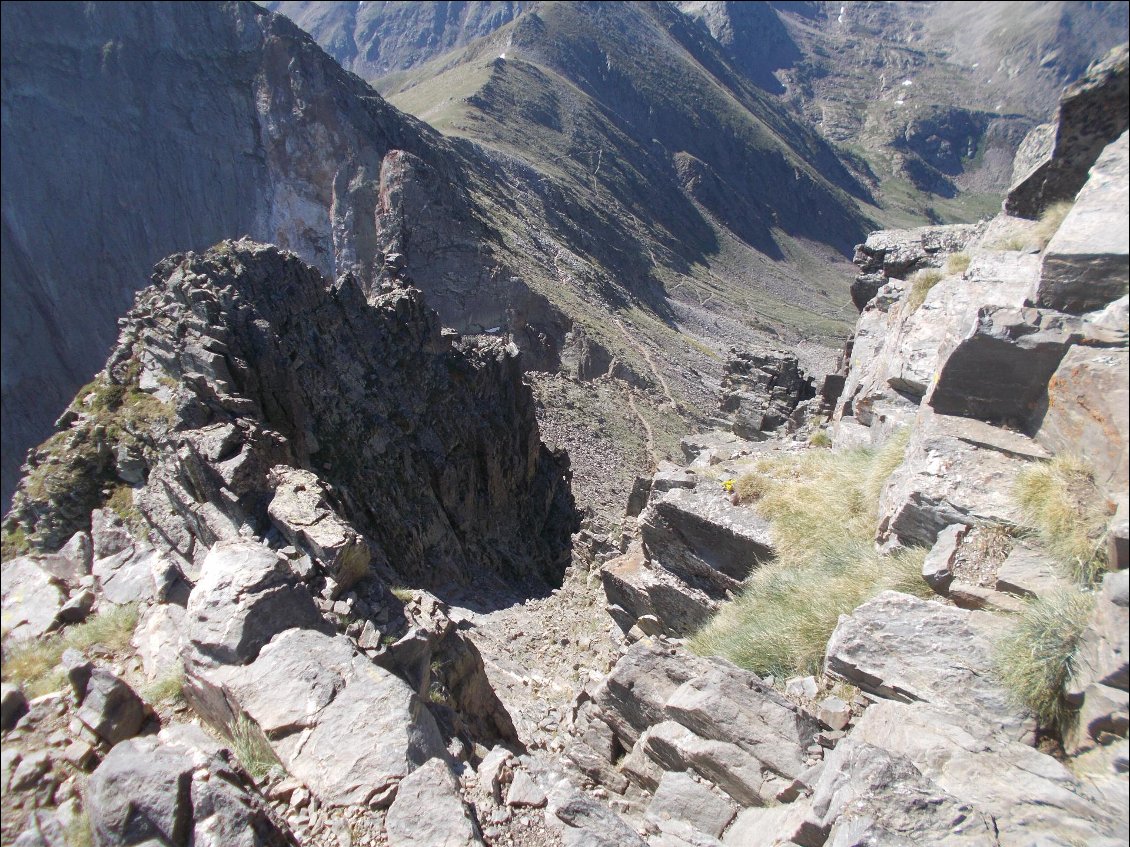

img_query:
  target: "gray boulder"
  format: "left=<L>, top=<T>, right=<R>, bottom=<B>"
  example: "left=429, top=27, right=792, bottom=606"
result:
left=766, top=737, right=999, bottom=847
left=74, top=667, right=147, bottom=746
left=825, top=591, right=1029, bottom=738
left=266, top=466, right=371, bottom=594
left=385, top=757, right=482, bottom=847
left=921, top=523, right=966, bottom=593
left=852, top=700, right=1126, bottom=846
left=1036, top=130, right=1129, bottom=314
left=184, top=540, right=328, bottom=666
left=86, top=725, right=293, bottom=847
left=646, top=770, right=737, bottom=839
left=640, top=721, right=768, bottom=806
left=0, top=557, right=65, bottom=641
left=208, top=628, right=446, bottom=808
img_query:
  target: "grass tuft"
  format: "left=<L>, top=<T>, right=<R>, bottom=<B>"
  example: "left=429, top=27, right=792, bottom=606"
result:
left=226, top=714, right=282, bottom=780
left=2, top=604, right=140, bottom=697
left=692, top=429, right=932, bottom=679
left=1014, top=456, right=1109, bottom=584
left=944, top=252, right=971, bottom=275
left=808, top=430, right=832, bottom=449
left=144, top=666, right=185, bottom=706
left=993, top=590, right=1093, bottom=736
left=1032, top=201, right=1073, bottom=249
left=64, top=811, right=93, bottom=847
left=906, top=268, right=945, bottom=312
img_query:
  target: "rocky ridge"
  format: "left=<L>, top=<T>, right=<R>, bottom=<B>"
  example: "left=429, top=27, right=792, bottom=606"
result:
left=3, top=28, right=1130, bottom=847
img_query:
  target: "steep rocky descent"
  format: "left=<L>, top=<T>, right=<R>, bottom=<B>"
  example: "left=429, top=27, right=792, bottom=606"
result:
left=575, top=128, right=1128, bottom=847
left=4, top=240, right=576, bottom=594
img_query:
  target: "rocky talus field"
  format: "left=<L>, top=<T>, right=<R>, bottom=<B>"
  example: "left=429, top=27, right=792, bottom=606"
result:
left=2, top=14, right=1129, bottom=847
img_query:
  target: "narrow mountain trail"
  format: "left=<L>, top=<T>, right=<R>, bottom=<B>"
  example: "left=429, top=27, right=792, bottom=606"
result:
left=614, top=317, right=677, bottom=409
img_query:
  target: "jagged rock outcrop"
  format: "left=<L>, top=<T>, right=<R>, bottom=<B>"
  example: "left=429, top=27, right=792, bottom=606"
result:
left=5, top=240, right=575, bottom=592
left=1006, top=42, right=1129, bottom=218
left=718, top=347, right=815, bottom=438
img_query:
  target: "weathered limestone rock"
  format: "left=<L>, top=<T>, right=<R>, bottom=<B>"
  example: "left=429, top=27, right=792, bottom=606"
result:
left=641, top=721, right=767, bottom=807
left=825, top=592, right=1029, bottom=738
left=1037, top=131, right=1130, bottom=314
left=852, top=700, right=1126, bottom=846
left=132, top=602, right=186, bottom=680
left=184, top=540, right=329, bottom=666
left=92, top=543, right=178, bottom=606
left=719, top=348, right=814, bottom=437
left=764, top=738, right=1000, bottom=847
left=86, top=725, right=293, bottom=847
left=593, top=641, right=715, bottom=750
left=878, top=409, right=1048, bottom=549
left=266, top=466, right=370, bottom=594
left=33, top=531, right=92, bottom=588
left=547, top=788, right=649, bottom=847
left=647, top=770, right=737, bottom=839
left=925, top=306, right=1084, bottom=423
left=1069, top=683, right=1130, bottom=754
left=1006, top=43, right=1129, bottom=218
left=0, top=557, right=65, bottom=641
left=995, top=545, right=1072, bottom=599
left=664, top=666, right=819, bottom=782
left=385, top=758, right=483, bottom=847
left=1034, top=344, right=1129, bottom=499
left=506, top=769, right=547, bottom=808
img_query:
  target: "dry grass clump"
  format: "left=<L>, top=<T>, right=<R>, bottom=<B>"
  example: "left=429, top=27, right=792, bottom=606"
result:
left=1032, top=201, right=1073, bottom=249
left=1, top=604, right=139, bottom=698
left=226, top=714, right=282, bottom=780
left=692, top=429, right=932, bottom=679
left=143, top=666, right=185, bottom=706
left=1014, top=456, right=1110, bottom=584
left=906, top=268, right=945, bottom=312
left=993, top=589, right=1093, bottom=736
left=944, top=252, right=971, bottom=275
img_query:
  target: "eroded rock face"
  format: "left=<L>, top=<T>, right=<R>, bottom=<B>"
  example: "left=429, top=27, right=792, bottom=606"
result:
left=718, top=348, right=814, bottom=437
left=6, top=241, right=575, bottom=592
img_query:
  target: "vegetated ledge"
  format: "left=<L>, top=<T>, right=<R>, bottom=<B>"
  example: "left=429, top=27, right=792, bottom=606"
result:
left=3, top=238, right=577, bottom=595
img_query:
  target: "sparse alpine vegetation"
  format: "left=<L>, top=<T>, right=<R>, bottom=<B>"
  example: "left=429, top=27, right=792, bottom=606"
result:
left=993, top=589, right=1094, bottom=737
left=1014, top=455, right=1111, bottom=585
left=906, top=268, right=945, bottom=312
left=691, top=429, right=932, bottom=680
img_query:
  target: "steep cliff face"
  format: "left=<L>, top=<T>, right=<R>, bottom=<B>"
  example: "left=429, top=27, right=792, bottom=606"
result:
left=4, top=240, right=575, bottom=591
left=1, top=1, right=543, bottom=509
